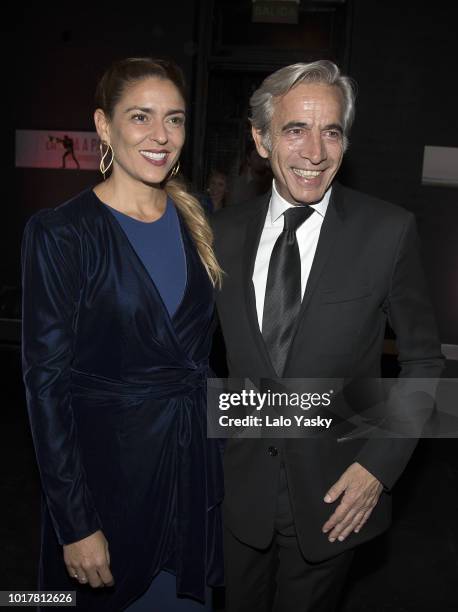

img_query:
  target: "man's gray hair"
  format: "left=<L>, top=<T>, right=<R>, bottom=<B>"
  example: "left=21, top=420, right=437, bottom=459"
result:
left=250, top=60, right=356, bottom=151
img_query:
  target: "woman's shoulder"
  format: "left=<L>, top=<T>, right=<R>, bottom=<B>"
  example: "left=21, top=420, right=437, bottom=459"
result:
left=25, top=187, right=102, bottom=235
left=23, top=188, right=105, bottom=256
left=56, top=187, right=103, bottom=224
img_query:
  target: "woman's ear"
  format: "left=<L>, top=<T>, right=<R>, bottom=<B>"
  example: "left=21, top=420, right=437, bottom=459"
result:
left=94, top=109, right=110, bottom=144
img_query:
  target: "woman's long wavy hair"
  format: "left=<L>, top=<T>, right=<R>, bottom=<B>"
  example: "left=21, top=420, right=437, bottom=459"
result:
left=95, top=57, right=222, bottom=287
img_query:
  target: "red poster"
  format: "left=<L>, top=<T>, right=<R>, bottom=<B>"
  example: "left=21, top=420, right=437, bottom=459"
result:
left=16, top=130, right=100, bottom=170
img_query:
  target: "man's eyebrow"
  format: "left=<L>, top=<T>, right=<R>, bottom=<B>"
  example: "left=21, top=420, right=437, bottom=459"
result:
left=281, top=121, right=309, bottom=132
left=323, top=123, right=343, bottom=133
left=281, top=121, right=344, bottom=133
left=123, top=106, right=186, bottom=115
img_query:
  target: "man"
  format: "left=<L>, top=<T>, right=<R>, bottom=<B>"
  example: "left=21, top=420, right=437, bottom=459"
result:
left=211, top=61, right=443, bottom=612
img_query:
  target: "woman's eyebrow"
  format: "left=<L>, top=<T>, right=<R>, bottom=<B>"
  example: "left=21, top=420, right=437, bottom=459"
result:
left=123, top=106, right=186, bottom=115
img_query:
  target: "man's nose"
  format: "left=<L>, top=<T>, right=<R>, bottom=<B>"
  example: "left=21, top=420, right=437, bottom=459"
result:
left=299, top=131, right=326, bottom=164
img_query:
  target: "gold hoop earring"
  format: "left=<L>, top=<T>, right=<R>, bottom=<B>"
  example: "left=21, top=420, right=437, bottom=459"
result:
left=99, top=141, right=114, bottom=179
left=169, top=160, right=180, bottom=179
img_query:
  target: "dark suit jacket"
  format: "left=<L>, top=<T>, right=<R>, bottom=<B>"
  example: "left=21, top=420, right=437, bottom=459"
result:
left=211, top=182, right=443, bottom=562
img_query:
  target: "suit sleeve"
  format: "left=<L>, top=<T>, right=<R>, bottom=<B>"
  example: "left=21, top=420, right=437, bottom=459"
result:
left=355, top=213, right=444, bottom=489
left=21, top=211, right=102, bottom=545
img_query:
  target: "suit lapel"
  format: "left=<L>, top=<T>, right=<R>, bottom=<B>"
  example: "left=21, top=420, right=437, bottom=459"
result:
left=283, top=184, right=346, bottom=373
left=242, top=194, right=277, bottom=377
left=301, top=184, right=345, bottom=313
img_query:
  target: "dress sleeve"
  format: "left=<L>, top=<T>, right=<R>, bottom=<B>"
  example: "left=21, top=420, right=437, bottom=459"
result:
left=21, top=210, right=102, bottom=545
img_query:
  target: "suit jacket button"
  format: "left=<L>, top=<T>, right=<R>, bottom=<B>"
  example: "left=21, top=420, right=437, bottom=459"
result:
left=268, top=446, right=278, bottom=457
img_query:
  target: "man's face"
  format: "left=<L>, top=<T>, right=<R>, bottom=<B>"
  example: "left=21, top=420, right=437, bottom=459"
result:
left=252, top=82, right=345, bottom=205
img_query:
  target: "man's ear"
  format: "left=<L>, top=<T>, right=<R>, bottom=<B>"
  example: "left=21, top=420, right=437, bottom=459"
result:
left=251, top=126, right=270, bottom=159
left=94, top=108, right=110, bottom=144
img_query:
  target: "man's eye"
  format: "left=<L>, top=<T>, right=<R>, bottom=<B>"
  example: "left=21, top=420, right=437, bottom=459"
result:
left=288, top=128, right=303, bottom=136
left=324, top=130, right=341, bottom=139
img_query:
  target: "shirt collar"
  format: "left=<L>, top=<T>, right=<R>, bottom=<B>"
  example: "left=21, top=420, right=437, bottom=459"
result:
left=269, top=179, right=331, bottom=225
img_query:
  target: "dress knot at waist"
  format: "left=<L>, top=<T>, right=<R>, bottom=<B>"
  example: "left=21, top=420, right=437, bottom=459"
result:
left=70, top=362, right=208, bottom=401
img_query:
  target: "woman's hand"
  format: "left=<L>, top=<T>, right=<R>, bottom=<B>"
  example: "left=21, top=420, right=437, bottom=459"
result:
left=63, top=530, right=114, bottom=588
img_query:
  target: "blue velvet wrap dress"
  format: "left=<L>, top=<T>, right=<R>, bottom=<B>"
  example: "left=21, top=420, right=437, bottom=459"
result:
left=21, top=188, right=224, bottom=611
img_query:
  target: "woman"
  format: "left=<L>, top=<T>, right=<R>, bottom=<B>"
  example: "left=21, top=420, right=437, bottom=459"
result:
left=206, top=169, right=228, bottom=212
left=22, top=58, right=224, bottom=611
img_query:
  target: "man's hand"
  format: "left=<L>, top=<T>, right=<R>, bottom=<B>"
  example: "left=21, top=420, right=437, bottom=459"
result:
left=64, top=530, right=114, bottom=588
left=322, top=462, right=383, bottom=543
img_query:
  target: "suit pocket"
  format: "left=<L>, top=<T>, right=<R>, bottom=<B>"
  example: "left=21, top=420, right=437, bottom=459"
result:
left=320, top=284, right=372, bottom=304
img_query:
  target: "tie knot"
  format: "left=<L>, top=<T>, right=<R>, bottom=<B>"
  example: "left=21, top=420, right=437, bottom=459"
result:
left=283, top=206, right=314, bottom=233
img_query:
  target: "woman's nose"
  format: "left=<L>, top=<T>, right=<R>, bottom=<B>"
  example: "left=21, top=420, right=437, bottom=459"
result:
left=148, top=121, right=168, bottom=145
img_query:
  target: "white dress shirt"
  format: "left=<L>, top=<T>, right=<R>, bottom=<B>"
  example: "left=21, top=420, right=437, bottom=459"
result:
left=253, top=180, right=331, bottom=331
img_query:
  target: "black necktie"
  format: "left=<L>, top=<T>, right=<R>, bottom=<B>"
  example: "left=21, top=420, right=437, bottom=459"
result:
left=262, top=206, right=314, bottom=375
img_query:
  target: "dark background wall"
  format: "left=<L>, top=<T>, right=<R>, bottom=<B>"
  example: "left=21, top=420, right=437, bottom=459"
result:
left=8, top=2, right=201, bottom=284
left=6, top=0, right=458, bottom=344
left=344, top=1, right=458, bottom=344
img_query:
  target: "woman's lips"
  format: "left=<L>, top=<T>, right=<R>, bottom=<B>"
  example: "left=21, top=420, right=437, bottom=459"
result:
left=139, top=150, right=169, bottom=166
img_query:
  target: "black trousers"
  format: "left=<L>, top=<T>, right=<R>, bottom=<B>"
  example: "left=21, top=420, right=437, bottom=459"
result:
left=224, top=466, right=354, bottom=612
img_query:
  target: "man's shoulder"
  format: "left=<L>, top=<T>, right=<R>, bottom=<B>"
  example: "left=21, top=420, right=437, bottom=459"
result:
left=338, top=184, right=412, bottom=225
left=211, top=194, right=270, bottom=232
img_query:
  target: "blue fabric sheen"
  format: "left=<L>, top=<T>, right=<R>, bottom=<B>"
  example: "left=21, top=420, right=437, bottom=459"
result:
left=106, top=198, right=187, bottom=317
left=21, top=187, right=223, bottom=612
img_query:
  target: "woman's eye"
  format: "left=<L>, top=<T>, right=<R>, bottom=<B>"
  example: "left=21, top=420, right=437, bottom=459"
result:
left=132, top=113, right=148, bottom=122
left=168, top=115, right=185, bottom=126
